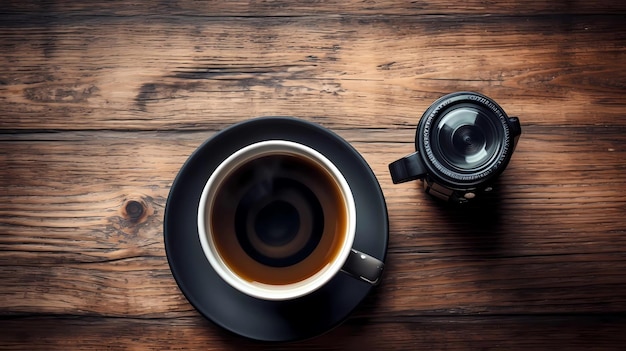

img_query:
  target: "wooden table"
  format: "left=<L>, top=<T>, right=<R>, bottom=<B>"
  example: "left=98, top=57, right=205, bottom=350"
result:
left=2, top=1, right=626, bottom=349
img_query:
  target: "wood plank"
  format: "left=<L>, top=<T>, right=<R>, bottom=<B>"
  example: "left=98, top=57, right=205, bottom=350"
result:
left=0, top=315, right=625, bottom=350
left=1, top=15, right=625, bottom=130
left=2, top=0, right=625, bottom=16
left=1, top=127, right=625, bottom=317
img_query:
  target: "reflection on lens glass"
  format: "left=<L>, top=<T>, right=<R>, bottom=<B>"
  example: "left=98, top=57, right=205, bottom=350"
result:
left=451, top=124, right=487, bottom=161
left=432, top=107, right=503, bottom=172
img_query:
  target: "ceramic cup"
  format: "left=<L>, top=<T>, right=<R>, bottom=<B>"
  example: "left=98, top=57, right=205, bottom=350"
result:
left=198, top=140, right=384, bottom=300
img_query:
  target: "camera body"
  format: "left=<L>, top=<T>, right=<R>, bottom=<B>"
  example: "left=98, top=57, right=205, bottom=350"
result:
left=389, top=92, right=521, bottom=203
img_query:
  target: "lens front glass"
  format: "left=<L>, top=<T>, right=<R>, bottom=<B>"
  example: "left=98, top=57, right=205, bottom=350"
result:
left=431, top=106, right=503, bottom=173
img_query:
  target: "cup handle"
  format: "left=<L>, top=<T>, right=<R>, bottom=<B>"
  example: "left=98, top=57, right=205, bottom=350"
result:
left=341, top=249, right=385, bottom=285
left=388, top=151, right=426, bottom=184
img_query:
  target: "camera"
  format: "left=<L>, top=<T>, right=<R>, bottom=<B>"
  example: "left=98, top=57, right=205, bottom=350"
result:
left=389, top=92, right=521, bottom=203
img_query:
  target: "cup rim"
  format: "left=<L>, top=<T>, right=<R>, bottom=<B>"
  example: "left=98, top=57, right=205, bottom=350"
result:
left=197, top=140, right=357, bottom=301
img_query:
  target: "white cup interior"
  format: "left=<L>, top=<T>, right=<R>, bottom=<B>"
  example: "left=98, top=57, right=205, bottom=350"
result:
left=197, top=140, right=356, bottom=301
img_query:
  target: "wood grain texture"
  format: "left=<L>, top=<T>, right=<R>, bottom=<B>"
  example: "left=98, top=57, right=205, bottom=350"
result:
left=1, top=315, right=625, bottom=350
left=1, top=0, right=626, bottom=349
left=2, top=0, right=625, bottom=16
left=1, top=14, right=625, bottom=130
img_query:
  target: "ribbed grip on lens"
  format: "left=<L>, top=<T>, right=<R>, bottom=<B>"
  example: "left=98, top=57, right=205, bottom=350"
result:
left=388, top=151, right=426, bottom=184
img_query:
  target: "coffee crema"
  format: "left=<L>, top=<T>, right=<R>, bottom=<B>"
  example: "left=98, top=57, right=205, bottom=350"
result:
left=210, top=153, right=348, bottom=286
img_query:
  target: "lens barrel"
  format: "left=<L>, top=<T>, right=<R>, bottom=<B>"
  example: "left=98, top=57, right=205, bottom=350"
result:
left=389, top=92, right=521, bottom=203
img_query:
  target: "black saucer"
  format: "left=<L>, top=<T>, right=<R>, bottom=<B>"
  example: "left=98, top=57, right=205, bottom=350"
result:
left=164, top=117, right=388, bottom=342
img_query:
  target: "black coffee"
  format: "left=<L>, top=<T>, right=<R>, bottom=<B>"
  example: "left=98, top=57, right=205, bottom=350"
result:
left=211, top=153, right=348, bottom=285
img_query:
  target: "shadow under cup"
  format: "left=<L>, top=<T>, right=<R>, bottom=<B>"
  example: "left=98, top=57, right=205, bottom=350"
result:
left=198, top=140, right=358, bottom=300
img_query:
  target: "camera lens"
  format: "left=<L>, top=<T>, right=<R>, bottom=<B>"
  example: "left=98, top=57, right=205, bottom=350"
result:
left=389, top=91, right=521, bottom=203
left=418, top=93, right=519, bottom=190
left=431, top=105, right=503, bottom=173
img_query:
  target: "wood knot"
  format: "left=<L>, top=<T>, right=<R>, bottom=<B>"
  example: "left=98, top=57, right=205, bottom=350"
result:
left=107, top=195, right=156, bottom=238
left=120, top=198, right=152, bottom=224
left=125, top=200, right=144, bottom=221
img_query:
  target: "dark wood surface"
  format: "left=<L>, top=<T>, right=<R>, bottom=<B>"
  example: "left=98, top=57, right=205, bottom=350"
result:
left=2, top=1, right=626, bottom=349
